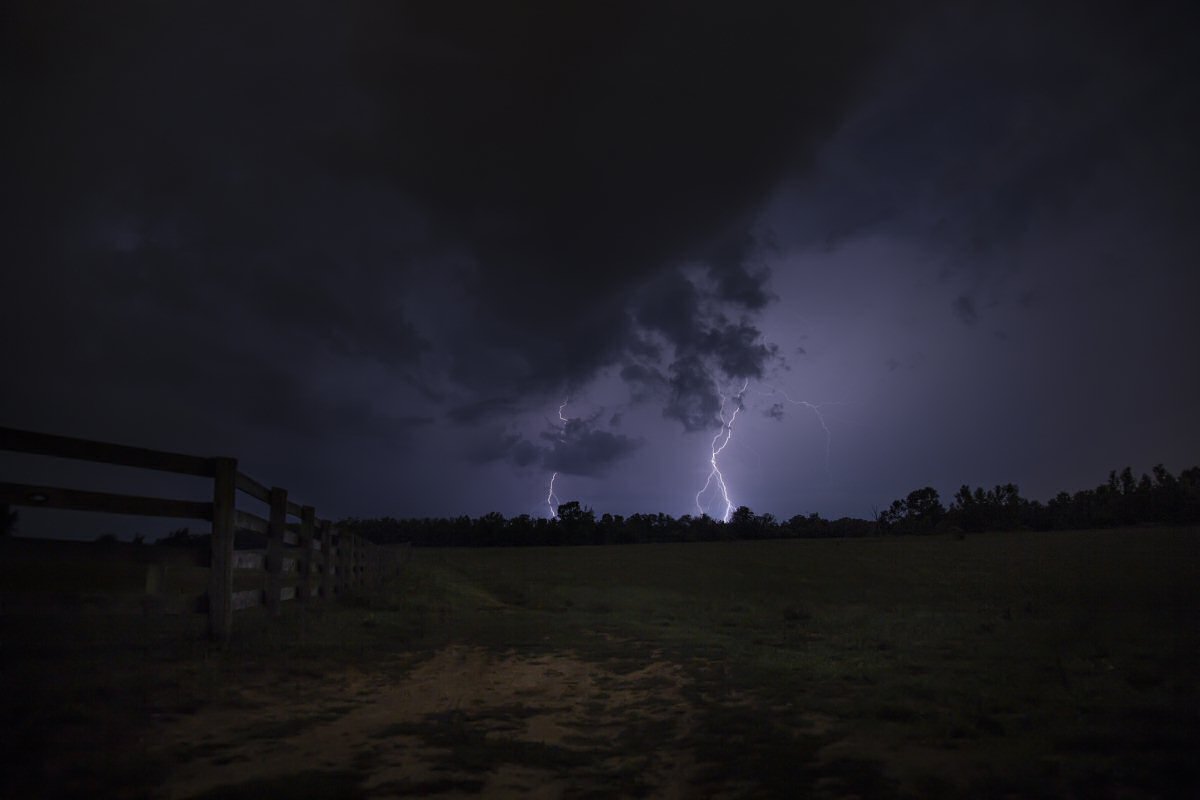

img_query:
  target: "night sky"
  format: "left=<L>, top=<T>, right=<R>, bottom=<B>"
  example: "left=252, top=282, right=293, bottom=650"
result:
left=3, top=2, right=1199, bottom=536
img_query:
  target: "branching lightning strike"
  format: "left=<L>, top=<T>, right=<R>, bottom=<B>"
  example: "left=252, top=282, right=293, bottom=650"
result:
left=694, top=380, right=749, bottom=523
left=758, top=386, right=840, bottom=477
left=546, top=472, right=561, bottom=518
left=546, top=400, right=569, bottom=519
left=694, top=382, right=847, bottom=523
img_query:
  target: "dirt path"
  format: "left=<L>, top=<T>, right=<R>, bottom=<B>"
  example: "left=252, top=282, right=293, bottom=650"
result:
left=152, top=646, right=701, bottom=799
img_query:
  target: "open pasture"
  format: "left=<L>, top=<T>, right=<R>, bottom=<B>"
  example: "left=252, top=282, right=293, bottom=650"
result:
left=3, top=528, right=1197, bottom=798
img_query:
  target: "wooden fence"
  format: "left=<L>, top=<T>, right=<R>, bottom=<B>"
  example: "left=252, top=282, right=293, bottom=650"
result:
left=0, top=425, right=407, bottom=639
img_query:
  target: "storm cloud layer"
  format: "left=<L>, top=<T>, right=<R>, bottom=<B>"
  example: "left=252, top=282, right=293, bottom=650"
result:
left=3, top=1, right=1198, bottom=532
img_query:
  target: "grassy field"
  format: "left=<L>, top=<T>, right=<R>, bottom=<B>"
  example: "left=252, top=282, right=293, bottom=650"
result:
left=2, top=528, right=1198, bottom=798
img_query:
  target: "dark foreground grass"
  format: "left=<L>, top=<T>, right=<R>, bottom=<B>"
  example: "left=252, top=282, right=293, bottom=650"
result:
left=2, top=529, right=1197, bottom=798
left=404, top=529, right=1200, bottom=797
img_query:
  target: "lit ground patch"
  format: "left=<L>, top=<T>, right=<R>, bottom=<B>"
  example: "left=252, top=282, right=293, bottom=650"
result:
left=154, top=646, right=700, bottom=799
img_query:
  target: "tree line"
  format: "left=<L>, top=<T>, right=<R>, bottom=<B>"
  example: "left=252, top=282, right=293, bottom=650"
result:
left=2, top=463, right=1195, bottom=546
left=878, top=464, right=1200, bottom=535
left=338, top=463, right=1200, bottom=548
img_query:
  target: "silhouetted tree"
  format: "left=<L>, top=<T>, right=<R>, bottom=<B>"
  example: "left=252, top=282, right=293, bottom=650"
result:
left=729, top=505, right=756, bottom=538
left=554, top=501, right=595, bottom=544
left=878, top=487, right=944, bottom=534
left=904, top=486, right=945, bottom=530
left=157, top=527, right=209, bottom=546
left=952, top=485, right=978, bottom=531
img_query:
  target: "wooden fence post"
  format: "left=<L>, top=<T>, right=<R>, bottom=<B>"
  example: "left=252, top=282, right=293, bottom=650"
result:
left=266, top=487, right=287, bottom=617
left=299, top=505, right=315, bottom=602
left=350, top=533, right=359, bottom=591
left=335, top=528, right=343, bottom=594
left=339, top=528, right=351, bottom=595
left=209, top=457, right=237, bottom=641
left=320, top=520, right=334, bottom=600
left=366, top=540, right=377, bottom=589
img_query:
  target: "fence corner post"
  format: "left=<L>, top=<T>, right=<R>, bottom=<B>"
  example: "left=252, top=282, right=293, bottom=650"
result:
left=334, top=526, right=348, bottom=595
left=320, top=520, right=334, bottom=600
left=299, top=505, right=315, bottom=602
left=208, top=457, right=237, bottom=641
left=266, top=486, right=287, bottom=617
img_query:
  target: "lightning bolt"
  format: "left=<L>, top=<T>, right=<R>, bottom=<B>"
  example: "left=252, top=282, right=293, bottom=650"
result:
left=695, top=379, right=749, bottom=523
left=546, top=400, right=569, bottom=518
left=546, top=471, right=561, bottom=519
left=757, top=386, right=843, bottom=478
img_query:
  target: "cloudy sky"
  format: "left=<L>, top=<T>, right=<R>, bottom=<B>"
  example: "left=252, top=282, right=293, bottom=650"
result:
left=3, top=1, right=1198, bottom=536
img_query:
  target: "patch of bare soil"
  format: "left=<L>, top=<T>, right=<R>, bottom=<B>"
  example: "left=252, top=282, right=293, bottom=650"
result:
left=152, top=646, right=700, bottom=799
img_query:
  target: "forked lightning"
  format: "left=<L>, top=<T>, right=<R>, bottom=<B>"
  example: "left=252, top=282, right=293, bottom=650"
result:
left=546, top=400, right=570, bottom=518
left=694, top=380, right=749, bottom=522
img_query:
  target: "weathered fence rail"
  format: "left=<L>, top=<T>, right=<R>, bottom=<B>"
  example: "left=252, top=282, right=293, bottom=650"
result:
left=0, top=425, right=408, bottom=639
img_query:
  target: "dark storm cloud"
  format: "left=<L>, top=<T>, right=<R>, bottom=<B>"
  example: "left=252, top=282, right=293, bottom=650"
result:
left=447, top=398, right=523, bottom=426
left=542, top=420, right=643, bottom=478
left=1, top=1, right=928, bottom=450
left=777, top=1, right=1200, bottom=313
left=663, top=356, right=722, bottom=433
left=1, top=271, right=432, bottom=452
left=703, top=231, right=776, bottom=310
left=630, top=267, right=778, bottom=428
left=0, top=2, right=448, bottom=458
left=765, top=403, right=786, bottom=422
left=953, top=295, right=978, bottom=327
left=701, top=319, right=780, bottom=380
left=510, top=439, right=542, bottom=469
left=619, top=364, right=668, bottom=403
left=469, top=414, right=642, bottom=478
left=327, top=1, right=920, bottom=402
left=650, top=310, right=775, bottom=432
left=466, top=430, right=541, bottom=469
left=634, top=269, right=703, bottom=348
